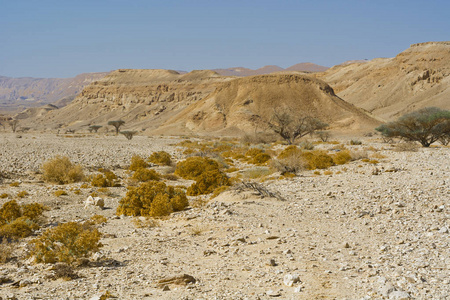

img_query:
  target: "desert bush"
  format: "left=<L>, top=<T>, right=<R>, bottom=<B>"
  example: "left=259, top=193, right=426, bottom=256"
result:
left=54, top=190, right=67, bottom=197
left=350, top=140, right=362, bottom=145
left=187, top=170, right=231, bottom=196
left=0, top=193, right=9, bottom=199
left=131, top=168, right=161, bottom=182
left=250, top=153, right=271, bottom=165
left=175, top=156, right=220, bottom=180
left=162, top=174, right=179, bottom=181
left=301, top=150, right=334, bottom=170
left=298, top=141, right=315, bottom=150
left=0, top=239, right=14, bottom=263
left=88, top=215, right=107, bottom=225
left=91, top=171, right=118, bottom=187
left=272, top=146, right=305, bottom=174
left=49, top=263, right=80, bottom=280
left=9, top=181, right=20, bottom=187
left=394, top=142, right=419, bottom=152
left=17, top=190, right=29, bottom=198
left=29, top=221, right=102, bottom=265
left=0, top=200, right=44, bottom=240
left=116, top=181, right=188, bottom=217
left=375, top=107, right=450, bottom=147
left=316, top=131, right=331, bottom=142
left=120, top=131, right=137, bottom=140
left=243, top=167, right=274, bottom=179
left=349, top=150, right=368, bottom=160
left=211, top=186, right=229, bottom=199
left=42, top=156, right=84, bottom=184
left=148, top=151, right=172, bottom=166
left=129, top=155, right=149, bottom=171
left=332, top=150, right=352, bottom=165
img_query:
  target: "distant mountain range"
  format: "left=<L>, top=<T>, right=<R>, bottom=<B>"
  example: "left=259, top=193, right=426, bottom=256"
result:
left=212, top=63, right=329, bottom=76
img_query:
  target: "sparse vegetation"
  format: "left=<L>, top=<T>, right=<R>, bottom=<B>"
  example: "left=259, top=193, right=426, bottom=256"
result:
left=117, top=181, right=188, bottom=217
left=120, top=131, right=137, bottom=140
left=375, top=107, right=450, bottom=147
left=108, top=120, right=125, bottom=135
left=54, top=190, right=67, bottom=197
left=41, top=156, right=84, bottom=184
left=91, top=171, right=118, bottom=187
left=187, top=169, right=231, bottom=196
left=0, top=200, right=44, bottom=240
left=131, top=168, right=161, bottom=182
left=268, top=109, right=328, bottom=144
left=175, top=156, right=220, bottom=180
left=148, top=151, right=172, bottom=166
left=88, top=125, right=102, bottom=133
left=29, top=221, right=102, bottom=265
left=129, top=155, right=149, bottom=171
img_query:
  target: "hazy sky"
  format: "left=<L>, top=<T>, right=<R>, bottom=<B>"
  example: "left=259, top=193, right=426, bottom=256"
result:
left=1, top=0, right=449, bottom=78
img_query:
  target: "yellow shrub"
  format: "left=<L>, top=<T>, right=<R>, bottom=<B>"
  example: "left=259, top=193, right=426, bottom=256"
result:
left=245, top=148, right=264, bottom=158
left=301, top=150, right=334, bottom=170
left=17, top=191, right=29, bottom=198
left=332, top=150, right=352, bottom=165
left=41, top=156, right=84, bottom=184
left=148, top=151, right=172, bottom=166
left=129, top=155, right=148, bottom=171
left=9, top=182, right=20, bottom=187
left=21, top=203, right=45, bottom=221
left=175, top=157, right=220, bottom=180
left=210, top=186, right=229, bottom=199
left=278, top=145, right=302, bottom=159
left=0, top=201, right=44, bottom=240
left=131, top=168, right=160, bottom=182
left=89, top=215, right=107, bottom=225
left=116, top=181, right=188, bottom=217
left=91, top=171, right=118, bottom=187
left=54, top=190, right=67, bottom=197
left=29, top=222, right=102, bottom=265
left=0, top=200, right=21, bottom=223
left=0, top=217, right=38, bottom=239
left=0, top=193, right=9, bottom=199
left=187, top=170, right=231, bottom=196
left=251, top=153, right=271, bottom=165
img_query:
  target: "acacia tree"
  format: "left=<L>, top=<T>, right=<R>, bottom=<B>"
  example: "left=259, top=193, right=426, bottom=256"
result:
left=9, top=119, right=19, bottom=133
left=375, top=107, right=450, bottom=147
left=268, top=109, right=328, bottom=144
left=88, top=125, right=102, bottom=133
left=120, top=131, right=137, bottom=140
left=108, top=120, right=125, bottom=135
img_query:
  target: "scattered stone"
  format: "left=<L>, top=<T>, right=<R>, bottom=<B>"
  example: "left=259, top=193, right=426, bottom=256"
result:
left=283, top=274, right=300, bottom=287
left=84, top=196, right=105, bottom=209
left=156, top=274, right=196, bottom=287
left=266, top=290, right=281, bottom=297
left=388, top=290, right=410, bottom=299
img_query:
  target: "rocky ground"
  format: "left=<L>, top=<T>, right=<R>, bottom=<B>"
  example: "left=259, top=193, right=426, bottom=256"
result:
left=0, top=133, right=448, bottom=299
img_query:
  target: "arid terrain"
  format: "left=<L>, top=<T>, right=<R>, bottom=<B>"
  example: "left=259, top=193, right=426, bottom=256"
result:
left=0, top=132, right=448, bottom=299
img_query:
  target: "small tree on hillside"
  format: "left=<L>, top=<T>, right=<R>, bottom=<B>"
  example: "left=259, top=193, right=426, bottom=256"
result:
left=88, top=125, right=102, bottom=133
left=375, top=107, right=450, bottom=147
left=9, top=119, right=19, bottom=133
left=108, top=120, right=125, bottom=135
left=120, top=131, right=137, bottom=140
left=268, top=109, right=328, bottom=144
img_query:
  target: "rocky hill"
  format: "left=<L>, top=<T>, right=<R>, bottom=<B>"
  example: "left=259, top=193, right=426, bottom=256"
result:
left=20, top=69, right=377, bottom=135
left=0, top=72, right=109, bottom=111
left=316, top=42, right=450, bottom=121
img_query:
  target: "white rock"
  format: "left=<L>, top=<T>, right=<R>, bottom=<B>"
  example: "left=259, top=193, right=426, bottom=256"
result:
left=84, top=196, right=105, bottom=209
left=388, top=290, right=410, bottom=299
left=283, top=274, right=300, bottom=287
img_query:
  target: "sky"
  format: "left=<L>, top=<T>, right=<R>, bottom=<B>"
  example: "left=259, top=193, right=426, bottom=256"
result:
left=1, top=0, right=449, bottom=78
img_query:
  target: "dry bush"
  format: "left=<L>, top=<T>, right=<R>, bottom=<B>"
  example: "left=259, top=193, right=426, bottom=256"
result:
left=162, top=174, right=179, bottom=181
left=271, top=146, right=306, bottom=174
left=30, top=221, right=102, bottom=265
left=301, top=150, right=335, bottom=170
left=0, top=239, right=14, bottom=263
left=42, top=156, right=84, bottom=184
left=129, top=155, right=149, bottom=171
left=117, top=181, right=188, bottom=217
left=332, top=150, right=352, bottom=165
left=250, top=153, right=271, bottom=165
left=298, top=141, right=314, bottom=150
left=131, top=168, right=161, bottom=182
left=243, top=167, right=275, bottom=179
left=88, top=215, right=107, bottom=225
left=370, top=152, right=386, bottom=159
left=91, top=170, right=118, bottom=187
left=9, top=182, right=20, bottom=187
left=350, top=140, right=362, bottom=145
left=187, top=170, right=231, bottom=196
left=175, top=156, right=220, bottom=180
left=54, top=190, right=67, bottom=197
left=394, top=142, right=419, bottom=152
left=49, top=263, right=80, bottom=280
left=210, top=186, right=229, bottom=199
left=148, top=151, right=172, bottom=166
left=349, top=150, right=368, bottom=161
left=0, top=193, right=9, bottom=199
left=132, top=217, right=159, bottom=228
left=323, top=170, right=333, bottom=175
left=0, top=201, right=44, bottom=240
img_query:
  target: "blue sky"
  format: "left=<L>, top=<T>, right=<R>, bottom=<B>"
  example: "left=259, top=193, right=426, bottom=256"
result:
left=1, top=0, right=449, bottom=78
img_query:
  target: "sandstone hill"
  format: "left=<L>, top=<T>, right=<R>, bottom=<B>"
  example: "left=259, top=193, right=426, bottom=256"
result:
left=20, top=69, right=378, bottom=135
left=316, top=42, right=450, bottom=121
left=0, top=72, right=109, bottom=112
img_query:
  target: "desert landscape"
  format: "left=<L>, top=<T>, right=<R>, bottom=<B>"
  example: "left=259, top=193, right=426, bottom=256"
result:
left=1, top=6, right=449, bottom=298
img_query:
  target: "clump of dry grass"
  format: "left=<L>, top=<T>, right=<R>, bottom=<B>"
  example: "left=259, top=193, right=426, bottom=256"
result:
left=41, top=156, right=84, bottom=184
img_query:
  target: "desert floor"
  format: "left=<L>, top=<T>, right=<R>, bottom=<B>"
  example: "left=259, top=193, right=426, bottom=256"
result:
left=0, top=133, right=448, bottom=300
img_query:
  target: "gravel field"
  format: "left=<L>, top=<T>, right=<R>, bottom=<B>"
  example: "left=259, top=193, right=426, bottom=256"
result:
left=0, top=133, right=448, bottom=299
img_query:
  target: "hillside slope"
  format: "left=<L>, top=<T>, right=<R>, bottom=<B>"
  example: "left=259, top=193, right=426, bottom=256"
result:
left=316, top=42, right=450, bottom=121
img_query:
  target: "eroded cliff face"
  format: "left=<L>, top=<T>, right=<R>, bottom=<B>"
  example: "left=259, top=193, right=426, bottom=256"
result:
left=316, top=41, right=450, bottom=121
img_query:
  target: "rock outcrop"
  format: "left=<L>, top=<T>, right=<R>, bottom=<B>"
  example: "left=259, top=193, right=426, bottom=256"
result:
left=316, top=41, right=450, bottom=121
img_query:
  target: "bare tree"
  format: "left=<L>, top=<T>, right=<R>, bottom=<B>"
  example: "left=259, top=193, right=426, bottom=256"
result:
left=108, top=120, right=125, bottom=135
left=268, top=109, right=328, bottom=144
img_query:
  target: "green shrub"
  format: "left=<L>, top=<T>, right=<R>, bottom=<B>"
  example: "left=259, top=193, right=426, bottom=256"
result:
left=175, top=157, right=220, bottom=180
left=41, top=156, right=84, bottom=184
left=29, top=221, right=102, bottom=265
left=129, top=155, right=148, bottom=171
left=116, top=181, right=188, bottom=217
left=131, top=168, right=160, bottom=182
left=187, top=170, right=231, bottom=196
left=148, top=151, right=172, bottom=166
